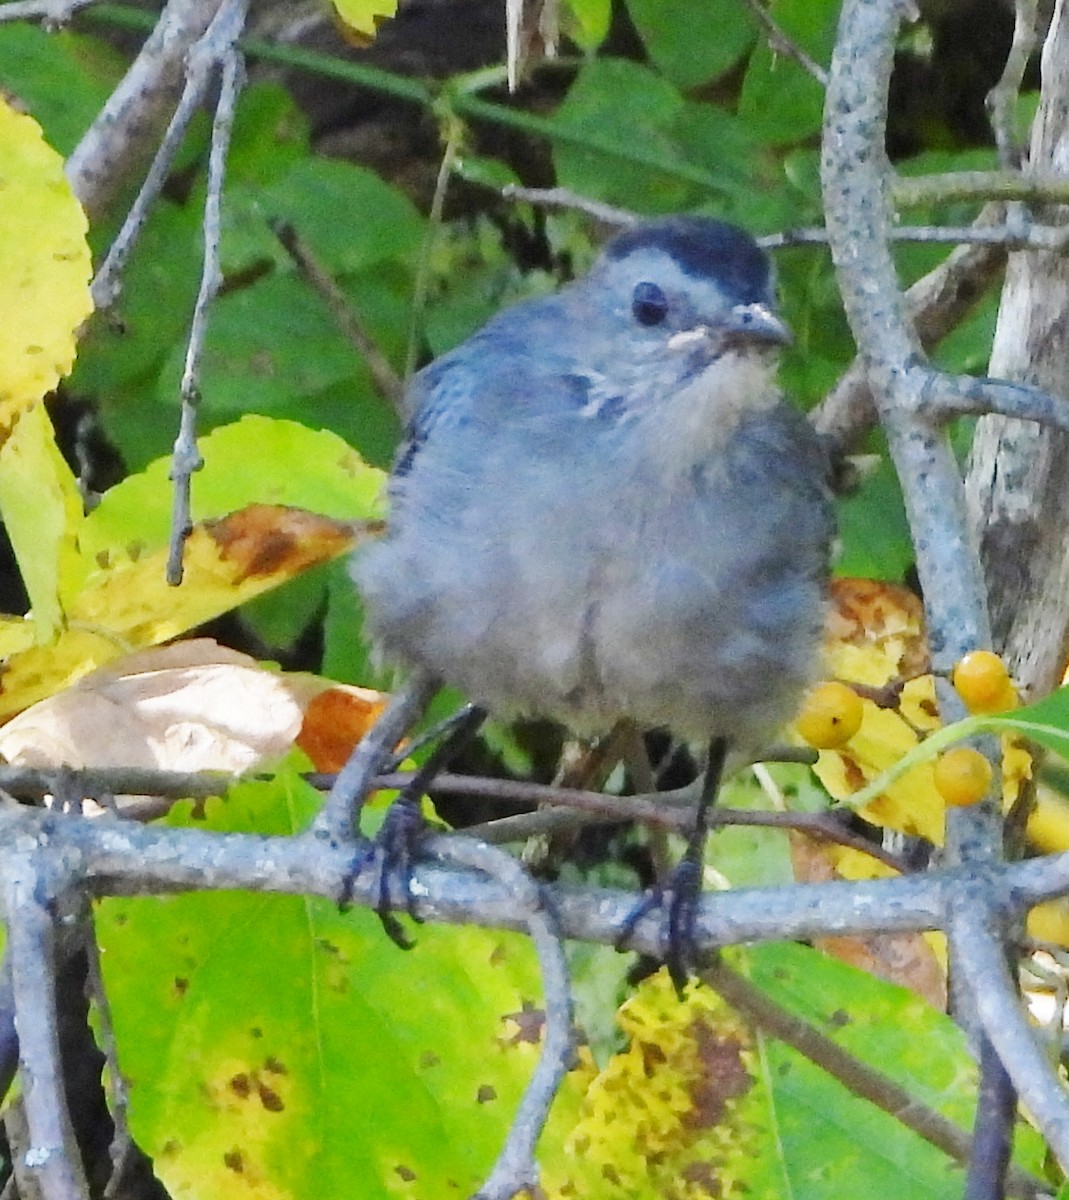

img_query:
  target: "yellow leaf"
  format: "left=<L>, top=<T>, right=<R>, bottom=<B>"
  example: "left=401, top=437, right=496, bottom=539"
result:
left=798, top=578, right=1031, bottom=845
left=329, top=0, right=398, bottom=43
left=0, top=402, right=86, bottom=642
left=0, top=100, right=92, bottom=429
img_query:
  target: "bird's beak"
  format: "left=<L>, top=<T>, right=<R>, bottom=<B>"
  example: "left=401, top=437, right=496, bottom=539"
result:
left=722, top=302, right=793, bottom=347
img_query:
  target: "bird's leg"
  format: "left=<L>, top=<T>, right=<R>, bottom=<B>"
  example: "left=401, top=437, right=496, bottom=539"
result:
left=364, top=703, right=488, bottom=948
left=616, top=736, right=729, bottom=995
left=380, top=703, right=487, bottom=773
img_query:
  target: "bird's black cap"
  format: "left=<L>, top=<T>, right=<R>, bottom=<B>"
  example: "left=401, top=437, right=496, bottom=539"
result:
left=602, top=216, right=774, bottom=308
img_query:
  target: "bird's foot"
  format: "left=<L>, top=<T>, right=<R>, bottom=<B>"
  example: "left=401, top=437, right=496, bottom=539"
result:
left=338, top=795, right=428, bottom=950
left=615, top=857, right=704, bottom=997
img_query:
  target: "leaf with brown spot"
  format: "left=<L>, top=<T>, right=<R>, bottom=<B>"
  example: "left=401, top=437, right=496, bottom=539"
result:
left=295, top=684, right=387, bottom=772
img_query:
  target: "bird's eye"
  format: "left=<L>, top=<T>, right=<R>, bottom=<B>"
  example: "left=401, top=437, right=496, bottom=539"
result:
left=631, top=281, right=669, bottom=326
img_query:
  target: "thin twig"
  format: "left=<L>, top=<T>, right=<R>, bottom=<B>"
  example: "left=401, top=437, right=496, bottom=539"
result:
left=986, top=0, right=1041, bottom=170
left=501, top=185, right=637, bottom=227
left=90, top=0, right=240, bottom=310
left=740, top=0, right=829, bottom=85
left=965, top=1038, right=1018, bottom=1200
left=67, top=0, right=226, bottom=218
left=81, top=913, right=137, bottom=1189
left=167, top=2, right=247, bottom=585
left=0, top=957, right=18, bottom=1104
left=765, top=221, right=1069, bottom=249
left=272, top=220, right=405, bottom=414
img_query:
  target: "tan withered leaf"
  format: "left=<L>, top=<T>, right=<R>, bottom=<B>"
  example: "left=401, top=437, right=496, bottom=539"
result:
left=0, top=638, right=387, bottom=782
left=0, top=505, right=360, bottom=721
left=0, top=641, right=303, bottom=773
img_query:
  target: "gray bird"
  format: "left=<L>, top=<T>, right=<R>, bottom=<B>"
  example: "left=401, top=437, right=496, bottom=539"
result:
left=353, top=216, right=834, bottom=978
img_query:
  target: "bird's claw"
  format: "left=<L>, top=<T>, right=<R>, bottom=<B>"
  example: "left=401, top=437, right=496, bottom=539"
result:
left=616, top=858, right=703, bottom=997
left=338, top=796, right=428, bottom=949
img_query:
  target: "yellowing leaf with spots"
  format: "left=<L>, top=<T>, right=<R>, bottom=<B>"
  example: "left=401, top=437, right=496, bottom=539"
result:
left=0, top=506, right=358, bottom=720
left=0, top=100, right=92, bottom=429
left=96, top=770, right=590, bottom=1199
left=537, top=945, right=1042, bottom=1199
left=0, top=417, right=385, bottom=719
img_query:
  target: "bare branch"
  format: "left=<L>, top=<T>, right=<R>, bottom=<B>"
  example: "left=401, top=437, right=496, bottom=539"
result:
left=928, top=372, right=1069, bottom=429
left=893, top=169, right=1069, bottom=208
left=0, top=0, right=96, bottom=25
left=66, top=0, right=226, bottom=219
left=167, top=0, right=248, bottom=585
left=954, top=897, right=1069, bottom=1170
left=986, top=0, right=1041, bottom=170
left=1, top=859, right=89, bottom=1200
left=821, top=0, right=992, bottom=674
left=818, top=3, right=1051, bottom=1159
left=312, top=671, right=439, bottom=844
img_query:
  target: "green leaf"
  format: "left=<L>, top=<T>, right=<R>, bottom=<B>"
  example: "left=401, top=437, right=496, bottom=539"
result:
left=625, top=0, right=755, bottom=89
left=322, top=559, right=385, bottom=686
left=737, top=0, right=837, bottom=146
left=226, top=82, right=312, bottom=186
left=552, top=58, right=724, bottom=211
left=739, top=41, right=826, bottom=146
left=238, top=560, right=336, bottom=653
left=258, top=157, right=425, bottom=274
left=97, top=768, right=584, bottom=1198
left=565, top=0, right=612, bottom=48
left=732, top=943, right=1047, bottom=1193
left=0, top=24, right=122, bottom=155
left=72, top=198, right=204, bottom=462
left=834, top=453, right=915, bottom=582
left=151, top=268, right=402, bottom=462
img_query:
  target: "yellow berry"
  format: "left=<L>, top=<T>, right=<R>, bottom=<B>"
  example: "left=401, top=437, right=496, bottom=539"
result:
left=934, top=747, right=993, bottom=807
left=796, top=682, right=864, bottom=749
left=952, top=650, right=1016, bottom=714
